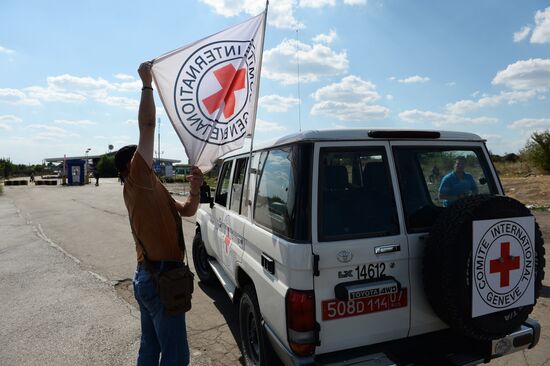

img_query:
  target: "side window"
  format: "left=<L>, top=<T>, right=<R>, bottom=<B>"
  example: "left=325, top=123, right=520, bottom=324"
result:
left=230, top=157, right=248, bottom=214
left=215, top=161, right=233, bottom=207
left=394, top=147, right=497, bottom=232
left=254, top=148, right=294, bottom=238
left=318, top=147, right=399, bottom=241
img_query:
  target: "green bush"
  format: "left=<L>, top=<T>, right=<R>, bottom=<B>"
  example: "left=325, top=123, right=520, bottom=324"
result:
left=521, top=130, right=550, bottom=173
left=97, top=155, right=118, bottom=178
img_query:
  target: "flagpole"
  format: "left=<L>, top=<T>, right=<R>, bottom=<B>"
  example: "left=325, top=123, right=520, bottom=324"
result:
left=245, top=0, right=268, bottom=218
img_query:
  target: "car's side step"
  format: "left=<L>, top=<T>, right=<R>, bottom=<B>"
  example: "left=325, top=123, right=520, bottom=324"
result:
left=208, top=258, right=236, bottom=300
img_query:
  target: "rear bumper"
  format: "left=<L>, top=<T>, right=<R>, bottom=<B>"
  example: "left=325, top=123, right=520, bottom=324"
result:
left=264, top=319, right=541, bottom=366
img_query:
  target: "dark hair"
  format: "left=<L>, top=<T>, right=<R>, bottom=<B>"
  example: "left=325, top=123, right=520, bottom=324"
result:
left=115, top=145, right=137, bottom=173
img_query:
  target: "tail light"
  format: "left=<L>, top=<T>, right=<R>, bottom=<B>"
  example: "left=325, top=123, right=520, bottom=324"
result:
left=286, top=289, right=317, bottom=356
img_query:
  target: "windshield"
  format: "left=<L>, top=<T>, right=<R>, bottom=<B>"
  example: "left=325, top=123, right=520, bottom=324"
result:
left=393, top=147, right=498, bottom=232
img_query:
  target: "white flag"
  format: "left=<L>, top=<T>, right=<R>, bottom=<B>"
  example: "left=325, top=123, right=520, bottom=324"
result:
left=152, top=11, right=266, bottom=172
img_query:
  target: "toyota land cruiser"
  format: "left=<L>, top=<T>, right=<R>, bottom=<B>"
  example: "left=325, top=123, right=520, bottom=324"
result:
left=192, top=129, right=544, bottom=366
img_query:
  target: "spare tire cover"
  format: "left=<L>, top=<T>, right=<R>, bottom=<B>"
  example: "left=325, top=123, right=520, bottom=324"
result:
left=423, top=195, right=545, bottom=341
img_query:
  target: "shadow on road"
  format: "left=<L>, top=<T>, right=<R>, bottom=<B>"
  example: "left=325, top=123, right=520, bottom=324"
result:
left=198, top=281, right=246, bottom=365
left=541, top=285, right=550, bottom=298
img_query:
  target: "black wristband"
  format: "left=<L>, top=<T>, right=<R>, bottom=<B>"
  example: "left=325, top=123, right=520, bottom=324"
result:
left=141, top=86, right=153, bottom=91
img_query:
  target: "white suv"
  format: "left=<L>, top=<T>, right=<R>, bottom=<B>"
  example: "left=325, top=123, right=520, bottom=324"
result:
left=192, top=129, right=544, bottom=366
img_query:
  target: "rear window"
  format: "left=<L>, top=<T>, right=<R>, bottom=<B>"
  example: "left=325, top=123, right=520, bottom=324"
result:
left=318, top=147, right=399, bottom=241
left=393, top=147, right=498, bottom=232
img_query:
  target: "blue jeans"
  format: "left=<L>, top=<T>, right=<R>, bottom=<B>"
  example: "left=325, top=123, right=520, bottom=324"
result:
left=133, top=263, right=190, bottom=366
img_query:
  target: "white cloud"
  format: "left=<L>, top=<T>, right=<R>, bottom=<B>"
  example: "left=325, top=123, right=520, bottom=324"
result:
left=492, top=58, right=550, bottom=91
left=125, top=119, right=138, bottom=125
left=112, top=80, right=142, bottom=92
left=54, top=119, right=96, bottom=126
left=514, top=26, right=532, bottom=42
left=300, top=0, right=366, bottom=6
left=312, top=30, right=337, bottom=44
left=0, top=115, right=22, bottom=123
left=0, top=123, right=12, bottom=131
left=386, top=94, right=394, bottom=100
left=263, top=39, right=348, bottom=84
left=300, top=0, right=335, bottom=8
left=509, top=118, right=550, bottom=129
left=200, top=0, right=303, bottom=29
left=446, top=81, right=456, bottom=87
left=0, top=46, right=15, bottom=55
left=398, top=75, right=430, bottom=84
left=259, top=94, right=300, bottom=112
left=398, top=109, right=498, bottom=127
left=47, top=74, right=112, bottom=92
left=344, top=0, right=367, bottom=4
left=0, top=88, right=41, bottom=106
left=312, top=102, right=389, bottom=121
left=312, top=75, right=380, bottom=103
left=27, top=124, right=68, bottom=134
left=25, top=86, right=87, bottom=103
left=531, top=7, right=550, bottom=44
left=256, top=119, right=286, bottom=132
left=114, top=73, right=134, bottom=81
left=27, top=124, right=79, bottom=141
left=311, top=75, right=389, bottom=121
left=98, top=96, right=139, bottom=110
left=446, top=90, right=537, bottom=114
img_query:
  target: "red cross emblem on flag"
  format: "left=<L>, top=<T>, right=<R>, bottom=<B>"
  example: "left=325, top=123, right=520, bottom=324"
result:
left=489, top=242, right=520, bottom=287
left=202, top=64, right=246, bottom=119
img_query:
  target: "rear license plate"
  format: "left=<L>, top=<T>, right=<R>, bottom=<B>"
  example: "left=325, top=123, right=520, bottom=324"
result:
left=322, top=288, right=408, bottom=321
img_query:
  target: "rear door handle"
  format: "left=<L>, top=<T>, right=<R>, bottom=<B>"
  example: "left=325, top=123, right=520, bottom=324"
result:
left=375, top=244, right=400, bottom=255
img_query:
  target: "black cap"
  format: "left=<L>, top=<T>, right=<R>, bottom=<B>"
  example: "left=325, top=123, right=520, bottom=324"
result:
left=114, top=145, right=137, bottom=172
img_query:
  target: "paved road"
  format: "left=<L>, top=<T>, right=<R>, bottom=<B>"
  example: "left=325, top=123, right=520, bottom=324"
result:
left=1, top=178, right=549, bottom=365
left=2, top=179, right=242, bottom=366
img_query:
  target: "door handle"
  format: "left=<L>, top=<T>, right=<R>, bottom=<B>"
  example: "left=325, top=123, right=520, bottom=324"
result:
left=375, top=244, right=400, bottom=255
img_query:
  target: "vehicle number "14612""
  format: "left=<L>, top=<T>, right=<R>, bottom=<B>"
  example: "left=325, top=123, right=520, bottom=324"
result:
left=355, top=263, right=386, bottom=280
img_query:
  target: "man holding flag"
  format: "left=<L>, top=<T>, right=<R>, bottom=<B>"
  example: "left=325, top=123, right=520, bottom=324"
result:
left=117, top=5, right=267, bottom=364
left=117, top=61, right=203, bottom=366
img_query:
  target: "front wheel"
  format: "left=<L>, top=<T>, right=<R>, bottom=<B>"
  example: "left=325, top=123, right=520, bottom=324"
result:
left=239, top=285, right=275, bottom=366
left=192, top=232, right=216, bottom=285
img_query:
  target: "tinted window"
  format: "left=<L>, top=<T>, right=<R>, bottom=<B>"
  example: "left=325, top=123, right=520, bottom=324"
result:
left=254, top=148, right=295, bottom=238
left=318, top=147, right=399, bottom=241
left=393, top=147, right=497, bottom=232
left=215, top=161, right=232, bottom=207
left=230, top=158, right=248, bottom=214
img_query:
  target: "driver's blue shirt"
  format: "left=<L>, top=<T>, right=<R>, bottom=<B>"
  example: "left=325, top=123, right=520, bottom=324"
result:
left=439, top=171, right=477, bottom=207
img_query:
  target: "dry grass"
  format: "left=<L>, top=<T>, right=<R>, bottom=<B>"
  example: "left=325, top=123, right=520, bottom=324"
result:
left=493, top=161, right=545, bottom=177
left=501, top=175, right=550, bottom=207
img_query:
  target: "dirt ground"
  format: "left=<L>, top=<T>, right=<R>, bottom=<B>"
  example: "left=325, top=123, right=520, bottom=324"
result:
left=501, top=175, right=550, bottom=208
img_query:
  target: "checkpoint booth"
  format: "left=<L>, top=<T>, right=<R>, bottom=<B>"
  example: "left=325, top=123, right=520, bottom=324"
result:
left=66, top=159, right=85, bottom=185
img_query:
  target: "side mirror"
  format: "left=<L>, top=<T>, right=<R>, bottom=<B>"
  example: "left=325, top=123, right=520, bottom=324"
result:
left=479, top=177, right=487, bottom=185
left=209, top=197, right=214, bottom=209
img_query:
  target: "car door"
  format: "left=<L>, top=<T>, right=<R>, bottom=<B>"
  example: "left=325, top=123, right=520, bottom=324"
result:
left=211, top=160, right=234, bottom=262
left=312, top=141, right=410, bottom=354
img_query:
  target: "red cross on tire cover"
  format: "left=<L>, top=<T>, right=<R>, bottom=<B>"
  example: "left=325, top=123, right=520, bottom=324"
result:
left=423, top=195, right=545, bottom=341
left=472, top=217, right=535, bottom=317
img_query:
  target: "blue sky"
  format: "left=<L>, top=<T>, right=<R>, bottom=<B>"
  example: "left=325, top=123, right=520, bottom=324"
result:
left=1, top=0, right=549, bottom=164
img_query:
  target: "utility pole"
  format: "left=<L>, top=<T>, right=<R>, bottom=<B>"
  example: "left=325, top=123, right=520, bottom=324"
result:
left=157, top=117, right=161, bottom=163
